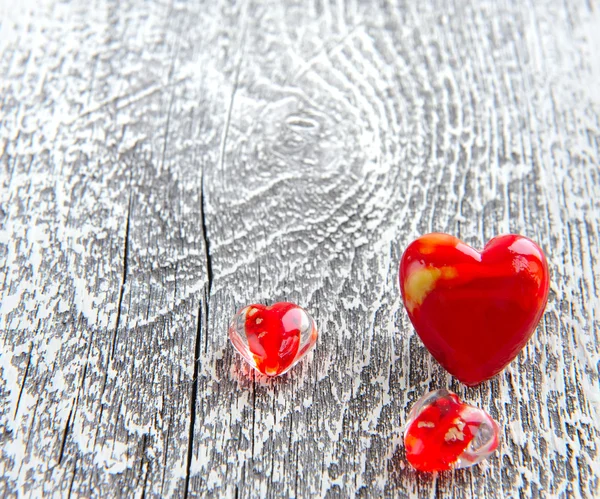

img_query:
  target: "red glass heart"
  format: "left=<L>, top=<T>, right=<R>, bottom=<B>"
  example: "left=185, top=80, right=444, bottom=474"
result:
left=404, top=389, right=500, bottom=472
left=400, top=233, right=550, bottom=385
left=228, top=302, right=318, bottom=376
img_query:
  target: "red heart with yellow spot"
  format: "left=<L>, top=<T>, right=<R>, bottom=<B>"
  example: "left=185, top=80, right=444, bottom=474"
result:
left=399, top=233, right=550, bottom=385
left=404, top=389, right=500, bottom=471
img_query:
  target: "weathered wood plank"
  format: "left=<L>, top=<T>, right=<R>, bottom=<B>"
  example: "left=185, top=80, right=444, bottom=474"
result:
left=1, top=0, right=599, bottom=497
left=0, top=0, right=227, bottom=496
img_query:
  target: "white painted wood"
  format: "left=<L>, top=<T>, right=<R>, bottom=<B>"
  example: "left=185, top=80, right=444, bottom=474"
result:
left=1, top=0, right=599, bottom=497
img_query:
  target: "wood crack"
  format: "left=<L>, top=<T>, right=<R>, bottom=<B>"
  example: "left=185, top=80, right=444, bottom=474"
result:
left=141, top=461, right=151, bottom=499
left=57, top=328, right=94, bottom=467
left=92, top=192, right=133, bottom=452
left=111, top=194, right=132, bottom=359
left=14, top=340, right=34, bottom=419
left=57, top=399, right=76, bottom=465
left=66, top=456, right=78, bottom=499
left=200, top=166, right=213, bottom=361
left=183, top=294, right=206, bottom=499
left=200, top=171, right=213, bottom=300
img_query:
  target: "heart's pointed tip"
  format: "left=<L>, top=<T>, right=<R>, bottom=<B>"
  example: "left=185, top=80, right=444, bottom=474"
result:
left=454, top=372, right=497, bottom=386
left=460, top=380, right=485, bottom=387
left=264, top=365, right=280, bottom=377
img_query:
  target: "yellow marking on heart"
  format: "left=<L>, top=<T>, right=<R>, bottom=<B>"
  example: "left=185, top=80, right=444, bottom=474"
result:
left=265, top=365, right=279, bottom=376
left=444, top=426, right=465, bottom=442
left=404, top=266, right=458, bottom=313
left=417, top=233, right=458, bottom=254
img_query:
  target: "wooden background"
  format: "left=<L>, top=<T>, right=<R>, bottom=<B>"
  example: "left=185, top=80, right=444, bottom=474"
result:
left=1, top=0, right=599, bottom=497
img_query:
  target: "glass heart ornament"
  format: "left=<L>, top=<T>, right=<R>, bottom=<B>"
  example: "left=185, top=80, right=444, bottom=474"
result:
left=400, top=233, right=550, bottom=385
left=228, top=302, right=318, bottom=376
left=404, top=389, right=500, bottom=472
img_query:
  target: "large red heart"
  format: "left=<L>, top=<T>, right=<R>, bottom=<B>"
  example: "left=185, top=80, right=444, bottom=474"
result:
left=399, top=233, right=550, bottom=385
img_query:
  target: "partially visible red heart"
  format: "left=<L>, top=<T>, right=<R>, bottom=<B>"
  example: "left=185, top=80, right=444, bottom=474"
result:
left=229, top=302, right=318, bottom=376
left=404, top=389, right=500, bottom=472
left=399, top=233, right=550, bottom=385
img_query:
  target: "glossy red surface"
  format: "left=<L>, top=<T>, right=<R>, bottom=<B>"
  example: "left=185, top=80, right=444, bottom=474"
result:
left=399, top=233, right=550, bottom=385
left=231, top=302, right=317, bottom=376
left=245, top=302, right=298, bottom=375
left=404, top=391, right=500, bottom=472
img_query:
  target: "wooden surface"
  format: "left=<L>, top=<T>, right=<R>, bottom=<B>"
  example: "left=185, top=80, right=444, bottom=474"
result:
left=1, top=0, right=599, bottom=497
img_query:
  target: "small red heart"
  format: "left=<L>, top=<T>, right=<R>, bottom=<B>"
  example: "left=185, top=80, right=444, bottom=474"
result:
left=399, top=233, right=550, bottom=385
left=229, top=302, right=318, bottom=376
left=404, top=389, right=500, bottom=472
